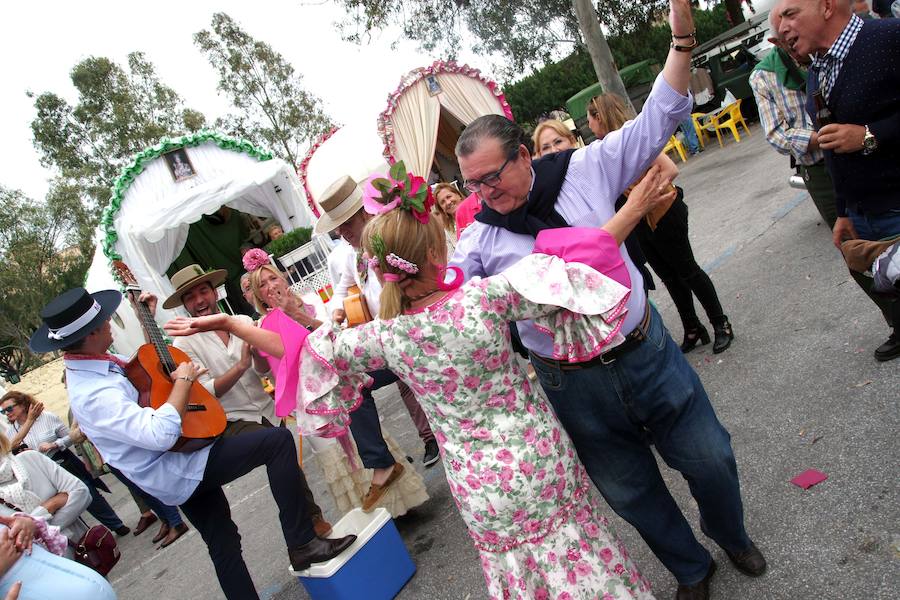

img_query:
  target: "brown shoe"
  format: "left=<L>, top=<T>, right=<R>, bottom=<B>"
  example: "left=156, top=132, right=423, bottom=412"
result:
left=151, top=523, right=170, bottom=544
left=725, top=541, right=767, bottom=577
left=289, top=535, right=357, bottom=571
left=312, top=515, right=333, bottom=537
left=675, top=560, right=716, bottom=600
left=159, top=523, right=189, bottom=548
left=133, top=514, right=159, bottom=536
left=361, top=462, right=405, bottom=512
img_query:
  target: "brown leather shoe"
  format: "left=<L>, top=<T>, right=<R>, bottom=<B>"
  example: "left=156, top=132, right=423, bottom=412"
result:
left=133, top=514, right=159, bottom=536
left=151, top=523, right=171, bottom=544
left=289, top=535, right=357, bottom=571
left=312, top=516, right=333, bottom=538
left=159, top=523, right=189, bottom=548
left=361, top=462, right=405, bottom=512
left=725, top=541, right=767, bottom=577
left=675, top=560, right=716, bottom=600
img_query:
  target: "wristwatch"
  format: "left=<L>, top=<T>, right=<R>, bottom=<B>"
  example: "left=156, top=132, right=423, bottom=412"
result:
left=862, top=125, right=878, bottom=155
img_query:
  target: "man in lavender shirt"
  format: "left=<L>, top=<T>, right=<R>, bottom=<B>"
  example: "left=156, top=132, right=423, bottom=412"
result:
left=451, top=3, right=765, bottom=598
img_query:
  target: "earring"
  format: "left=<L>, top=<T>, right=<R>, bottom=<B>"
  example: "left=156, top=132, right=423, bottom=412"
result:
left=435, top=265, right=464, bottom=292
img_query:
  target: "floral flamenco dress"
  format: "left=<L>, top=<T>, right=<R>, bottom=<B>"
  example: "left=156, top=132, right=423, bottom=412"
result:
left=298, top=229, right=655, bottom=600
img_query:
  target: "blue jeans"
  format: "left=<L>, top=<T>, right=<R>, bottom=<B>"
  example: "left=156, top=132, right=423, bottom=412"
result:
left=849, top=207, right=900, bottom=329
left=0, top=533, right=116, bottom=600
left=107, top=465, right=184, bottom=527
left=348, top=369, right=400, bottom=469
left=530, top=305, right=751, bottom=585
left=680, top=118, right=701, bottom=154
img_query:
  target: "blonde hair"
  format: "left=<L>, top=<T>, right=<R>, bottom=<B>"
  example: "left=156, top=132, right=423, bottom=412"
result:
left=0, top=431, right=10, bottom=456
left=362, top=209, right=447, bottom=320
left=248, top=264, right=287, bottom=315
left=432, top=183, right=464, bottom=235
left=531, top=119, right=576, bottom=157
left=588, top=92, right=635, bottom=135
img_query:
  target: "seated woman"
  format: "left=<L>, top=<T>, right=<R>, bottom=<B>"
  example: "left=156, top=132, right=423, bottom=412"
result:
left=1, top=392, right=129, bottom=536
left=166, top=163, right=673, bottom=599
left=243, top=260, right=429, bottom=517
left=588, top=92, right=734, bottom=353
left=432, top=183, right=465, bottom=251
left=0, top=432, right=90, bottom=548
left=0, top=514, right=116, bottom=600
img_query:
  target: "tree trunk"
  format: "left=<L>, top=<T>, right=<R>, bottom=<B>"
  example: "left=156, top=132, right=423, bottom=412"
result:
left=570, top=0, right=636, bottom=114
left=724, top=0, right=746, bottom=25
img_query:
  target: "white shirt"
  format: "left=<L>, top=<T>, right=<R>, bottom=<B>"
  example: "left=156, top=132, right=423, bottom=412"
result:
left=174, top=314, right=276, bottom=425
left=65, top=356, right=210, bottom=506
left=6, top=411, right=72, bottom=458
left=0, top=451, right=90, bottom=540
left=330, top=240, right=383, bottom=314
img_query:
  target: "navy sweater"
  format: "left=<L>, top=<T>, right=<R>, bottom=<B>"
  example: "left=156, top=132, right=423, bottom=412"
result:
left=806, top=19, right=900, bottom=217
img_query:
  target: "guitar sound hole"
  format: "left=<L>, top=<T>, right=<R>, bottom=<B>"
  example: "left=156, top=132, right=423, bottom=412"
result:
left=186, top=404, right=208, bottom=412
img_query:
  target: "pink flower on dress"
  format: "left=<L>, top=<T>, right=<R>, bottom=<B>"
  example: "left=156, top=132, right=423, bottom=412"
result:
left=614, top=563, right=625, bottom=575
left=525, top=519, right=542, bottom=534
left=471, top=450, right=484, bottom=462
left=523, top=427, right=537, bottom=444
left=421, top=341, right=439, bottom=356
left=536, top=438, right=552, bottom=457
left=353, top=346, right=364, bottom=357
left=548, top=551, right=557, bottom=563
left=566, top=548, right=581, bottom=562
left=463, top=376, right=481, bottom=390
left=367, top=357, right=385, bottom=370
left=480, top=469, right=498, bottom=485
left=513, top=509, right=528, bottom=524
left=424, top=380, right=441, bottom=394
left=519, top=461, right=535, bottom=476
left=472, top=347, right=488, bottom=362
left=603, top=594, right=616, bottom=600
left=486, top=395, right=505, bottom=408
left=496, top=448, right=514, bottom=464
left=482, top=530, right=500, bottom=545
left=435, top=430, right=447, bottom=444
left=540, top=484, right=556, bottom=500
left=485, top=354, right=502, bottom=370
left=584, top=522, right=601, bottom=538
left=400, top=352, right=415, bottom=368
left=555, top=461, right=565, bottom=476
left=534, top=589, right=549, bottom=600
left=551, top=428, right=561, bottom=443
left=465, top=474, right=481, bottom=490
left=499, top=466, right=514, bottom=482
left=566, top=570, right=577, bottom=585
left=500, top=481, right=512, bottom=493
left=459, top=419, right=475, bottom=431
left=407, top=327, right=424, bottom=342
left=597, top=547, right=613, bottom=564
left=339, top=385, right=356, bottom=401
left=472, top=427, right=492, bottom=440
left=442, top=366, right=459, bottom=379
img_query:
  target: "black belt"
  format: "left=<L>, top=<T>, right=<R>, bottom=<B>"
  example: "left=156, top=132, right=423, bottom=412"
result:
left=531, top=304, right=652, bottom=370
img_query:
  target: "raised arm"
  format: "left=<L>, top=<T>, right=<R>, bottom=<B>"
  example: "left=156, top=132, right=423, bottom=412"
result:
left=662, top=0, right=696, bottom=95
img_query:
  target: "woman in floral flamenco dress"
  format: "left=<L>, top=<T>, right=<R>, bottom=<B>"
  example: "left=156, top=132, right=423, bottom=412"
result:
left=166, top=164, right=674, bottom=599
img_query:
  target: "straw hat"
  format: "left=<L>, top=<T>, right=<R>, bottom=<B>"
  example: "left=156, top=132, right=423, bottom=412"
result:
left=314, top=176, right=363, bottom=235
left=29, top=288, right=122, bottom=353
left=162, top=264, right=228, bottom=309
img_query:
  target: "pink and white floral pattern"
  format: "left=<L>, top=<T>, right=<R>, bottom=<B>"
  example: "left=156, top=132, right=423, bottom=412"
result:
left=298, top=255, right=651, bottom=598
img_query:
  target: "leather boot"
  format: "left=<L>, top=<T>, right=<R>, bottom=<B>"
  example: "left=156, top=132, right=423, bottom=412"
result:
left=289, top=535, right=357, bottom=571
left=680, top=324, right=710, bottom=353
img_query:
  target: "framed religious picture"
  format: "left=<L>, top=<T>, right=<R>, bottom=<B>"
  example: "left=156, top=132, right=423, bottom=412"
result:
left=425, top=75, right=442, bottom=97
left=163, top=148, right=196, bottom=182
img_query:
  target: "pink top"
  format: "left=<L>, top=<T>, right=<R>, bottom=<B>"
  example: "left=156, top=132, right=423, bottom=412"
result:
left=454, top=193, right=482, bottom=240
left=533, top=227, right=631, bottom=290
left=258, top=308, right=311, bottom=418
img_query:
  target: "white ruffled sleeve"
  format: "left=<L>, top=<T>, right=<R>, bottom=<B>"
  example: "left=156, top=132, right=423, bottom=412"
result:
left=482, top=253, right=631, bottom=362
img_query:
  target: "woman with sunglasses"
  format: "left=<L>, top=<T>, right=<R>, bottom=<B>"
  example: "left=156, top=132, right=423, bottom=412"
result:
left=0, top=392, right=129, bottom=537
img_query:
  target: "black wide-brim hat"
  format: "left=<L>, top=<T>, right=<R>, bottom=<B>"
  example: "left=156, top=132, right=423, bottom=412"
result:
left=29, top=287, right=122, bottom=353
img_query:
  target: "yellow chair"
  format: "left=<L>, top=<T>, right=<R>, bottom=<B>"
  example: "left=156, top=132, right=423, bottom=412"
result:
left=711, top=99, right=752, bottom=146
left=691, top=112, right=709, bottom=149
left=663, top=135, right=688, bottom=162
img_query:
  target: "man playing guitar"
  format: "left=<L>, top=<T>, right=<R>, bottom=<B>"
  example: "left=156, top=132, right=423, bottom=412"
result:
left=29, top=287, right=355, bottom=600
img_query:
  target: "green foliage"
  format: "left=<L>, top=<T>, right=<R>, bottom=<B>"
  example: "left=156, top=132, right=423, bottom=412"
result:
left=29, top=52, right=206, bottom=222
left=505, top=5, right=732, bottom=123
left=0, top=186, right=94, bottom=379
left=264, top=227, right=313, bottom=258
left=194, top=13, right=334, bottom=168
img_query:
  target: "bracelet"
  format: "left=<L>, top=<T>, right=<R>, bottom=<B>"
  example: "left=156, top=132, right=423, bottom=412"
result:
left=177, top=375, right=194, bottom=383
left=672, top=29, right=696, bottom=39
left=671, top=37, right=698, bottom=52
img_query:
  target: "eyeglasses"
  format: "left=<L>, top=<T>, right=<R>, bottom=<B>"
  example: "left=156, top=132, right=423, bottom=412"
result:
left=0, top=406, right=16, bottom=415
left=463, top=154, right=517, bottom=193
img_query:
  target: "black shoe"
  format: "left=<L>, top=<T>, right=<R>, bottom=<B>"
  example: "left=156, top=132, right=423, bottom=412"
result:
left=114, top=525, right=131, bottom=536
left=874, top=332, right=900, bottom=362
left=675, top=560, right=716, bottom=600
left=680, top=324, right=710, bottom=353
left=289, top=535, right=357, bottom=571
left=423, top=440, right=440, bottom=467
left=725, top=541, right=767, bottom=577
left=712, top=318, right=734, bottom=354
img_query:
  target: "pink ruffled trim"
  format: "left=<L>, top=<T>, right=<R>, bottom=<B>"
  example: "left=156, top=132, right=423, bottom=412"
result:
left=296, top=127, right=339, bottom=217
left=532, top=292, right=631, bottom=362
left=468, top=469, right=591, bottom=554
left=14, top=513, right=67, bottom=556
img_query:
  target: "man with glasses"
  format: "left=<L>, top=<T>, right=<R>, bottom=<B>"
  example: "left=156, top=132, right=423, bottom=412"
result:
left=451, top=2, right=766, bottom=599
left=778, top=0, right=900, bottom=361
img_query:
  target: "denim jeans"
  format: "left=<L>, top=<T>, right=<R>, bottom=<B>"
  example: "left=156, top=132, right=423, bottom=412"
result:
left=0, top=533, right=116, bottom=600
left=530, top=305, right=751, bottom=585
left=680, top=118, right=701, bottom=154
left=849, top=207, right=900, bottom=328
left=107, top=464, right=184, bottom=527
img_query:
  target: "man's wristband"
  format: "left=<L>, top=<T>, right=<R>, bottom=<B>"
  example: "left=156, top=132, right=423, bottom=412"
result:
left=177, top=375, right=194, bottom=383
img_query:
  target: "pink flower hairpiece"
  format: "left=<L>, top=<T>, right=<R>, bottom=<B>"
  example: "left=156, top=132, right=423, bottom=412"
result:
left=361, top=160, right=435, bottom=224
left=242, top=248, right=270, bottom=272
left=385, top=253, right=418, bottom=274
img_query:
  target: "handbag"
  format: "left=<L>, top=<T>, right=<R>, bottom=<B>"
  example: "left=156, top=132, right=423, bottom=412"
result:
left=70, top=520, right=120, bottom=577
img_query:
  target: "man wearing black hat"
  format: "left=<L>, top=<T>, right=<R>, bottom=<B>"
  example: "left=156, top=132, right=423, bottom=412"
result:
left=30, top=287, right=356, bottom=600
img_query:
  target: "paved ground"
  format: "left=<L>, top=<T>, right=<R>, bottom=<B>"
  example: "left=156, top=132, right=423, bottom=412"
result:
left=100, top=125, right=898, bottom=600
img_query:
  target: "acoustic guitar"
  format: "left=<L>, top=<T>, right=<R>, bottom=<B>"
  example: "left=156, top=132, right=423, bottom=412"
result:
left=342, top=284, right=372, bottom=327
left=113, top=261, right=227, bottom=452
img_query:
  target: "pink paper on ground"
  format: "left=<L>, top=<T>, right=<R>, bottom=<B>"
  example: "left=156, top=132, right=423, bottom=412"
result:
left=790, top=469, right=828, bottom=489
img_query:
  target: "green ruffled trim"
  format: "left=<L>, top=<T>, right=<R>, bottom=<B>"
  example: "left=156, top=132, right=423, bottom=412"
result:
left=100, top=131, right=273, bottom=282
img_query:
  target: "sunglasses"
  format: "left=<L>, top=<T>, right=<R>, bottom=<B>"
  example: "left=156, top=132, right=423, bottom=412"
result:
left=0, top=406, right=16, bottom=415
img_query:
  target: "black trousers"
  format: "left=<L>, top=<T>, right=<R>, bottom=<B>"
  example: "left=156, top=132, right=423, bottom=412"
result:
left=635, top=197, right=726, bottom=332
left=180, top=428, right=315, bottom=600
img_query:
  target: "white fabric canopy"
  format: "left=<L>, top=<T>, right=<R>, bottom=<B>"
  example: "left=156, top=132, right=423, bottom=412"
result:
left=99, top=142, right=313, bottom=348
left=386, top=71, right=509, bottom=178
left=304, top=124, right=389, bottom=206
